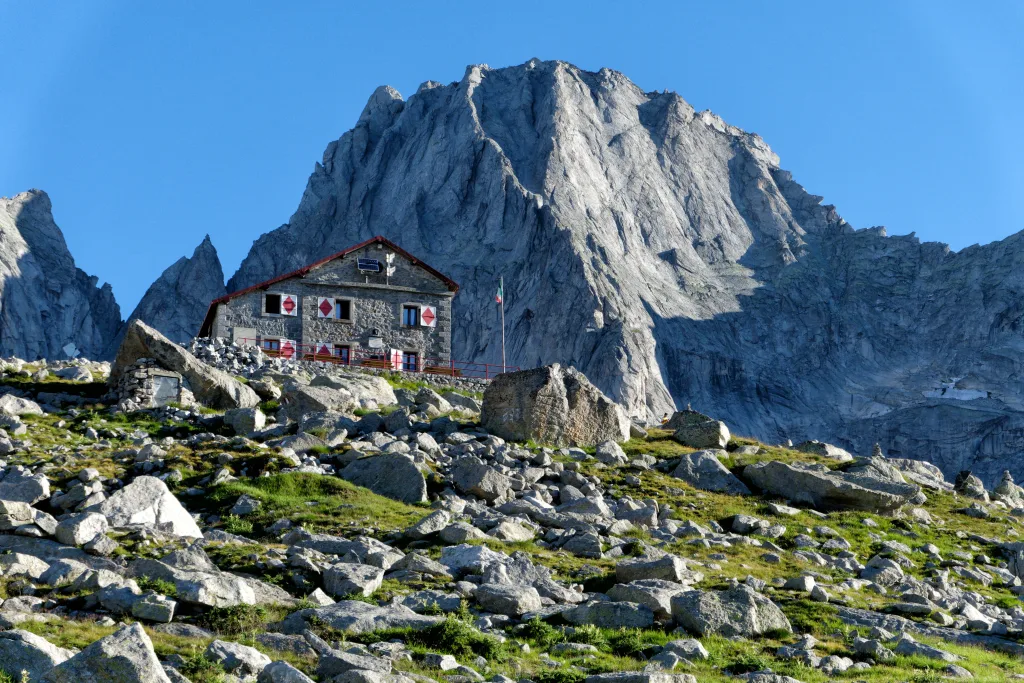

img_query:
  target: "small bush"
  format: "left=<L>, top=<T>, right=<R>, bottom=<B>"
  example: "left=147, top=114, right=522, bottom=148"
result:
left=568, top=623, right=607, bottom=649
left=178, top=650, right=226, bottom=683
left=726, top=652, right=772, bottom=675
left=221, top=515, right=254, bottom=535
left=307, top=445, right=331, bottom=455
left=259, top=400, right=280, bottom=413
left=520, top=617, right=565, bottom=648
left=606, top=628, right=649, bottom=658
left=135, top=576, right=178, bottom=597
left=201, top=604, right=268, bottom=635
left=533, top=670, right=586, bottom=683
left=780, top=599, right=843, bottom=636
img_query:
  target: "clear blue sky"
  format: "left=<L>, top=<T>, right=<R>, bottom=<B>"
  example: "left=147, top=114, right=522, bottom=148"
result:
left=2, top=1, right=1022, bottom=314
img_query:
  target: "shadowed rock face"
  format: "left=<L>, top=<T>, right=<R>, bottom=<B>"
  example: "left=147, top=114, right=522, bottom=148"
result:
left=220, top=59, right=1024, bottom=485
left=0, top=190, right=121, bottom=360
left=122, top=235, right=226, bottom=344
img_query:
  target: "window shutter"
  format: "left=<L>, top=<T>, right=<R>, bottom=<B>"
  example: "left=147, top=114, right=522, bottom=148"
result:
left=391, top=349, right=403, bottom=370
left=316, top=341, right=331, bottom=357
left=317, top=297, right=333, bottom=318
left=420, top=305, right=437, bottom=328
left=281, top=294, right=298, bottom=316
left=280, top=339, right=297, bottom=359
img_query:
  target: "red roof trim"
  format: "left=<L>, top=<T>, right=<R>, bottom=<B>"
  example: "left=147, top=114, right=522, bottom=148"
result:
left=198, top=236, right=459, bottom=337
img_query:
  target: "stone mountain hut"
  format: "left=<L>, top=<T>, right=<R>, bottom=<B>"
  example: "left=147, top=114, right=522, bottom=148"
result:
left=198, top=236, right=457, bottom=372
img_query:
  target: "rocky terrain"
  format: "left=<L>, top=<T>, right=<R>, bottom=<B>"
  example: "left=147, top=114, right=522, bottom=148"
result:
left=218, top=59, right=1024, bottom=486
left=0, top=332, right=1022, bottom=681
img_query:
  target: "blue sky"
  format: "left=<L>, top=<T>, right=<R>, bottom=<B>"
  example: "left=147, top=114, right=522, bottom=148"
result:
left=2, top=1, right=1022, bottom=313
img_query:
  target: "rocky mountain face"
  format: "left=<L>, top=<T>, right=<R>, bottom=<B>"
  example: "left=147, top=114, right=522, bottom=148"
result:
left=121, top=235, right=226, bottom=345
left=218, top=59, right=1023, bottom=485
left=0, top=190, right=121, bottom=360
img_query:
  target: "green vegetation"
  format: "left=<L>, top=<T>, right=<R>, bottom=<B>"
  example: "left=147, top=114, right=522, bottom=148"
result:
left=200, top=604, right=269, bottom=636
left=206, top=472, right=427, bottom=536
left=135, top=576, right=178, bottom=597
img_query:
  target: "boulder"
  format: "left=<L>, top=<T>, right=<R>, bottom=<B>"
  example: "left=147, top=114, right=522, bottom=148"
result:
left=281, top=374, right=396, bottom=418
left=89, top=476, right=202, bottom=538
left=450, top=457, right=512, bottom=502
left=794, top=440, right=853, bottom=462
left=0, top=467, right=51, bottom=504
left=480, top=364, right=630, bottom=447
left=259, top=661, right=316, bottom=683
left=607, top=579, right=691, bottom=619
left=41, top=622, right=171, bottom=682
left=743, top=458, right=920, bottom=512
left=110, top=320, right=260, bottom=409
left=275, top=600, right=442, bottom=635
left=206, top=639, right=272, bottom=676
left=616, top=554, right=701, bottom=584
left=671, top=450, right=750, bottom=494
left=0, top=629, right=76, bottom=680
left=562, top=601, right=655, bottom=628
left=323, top=563, right=385, bottom=598
left=129, top=552, right=256, bottom=608
left=474, top=583, right=542, bottom=616
left=595, top=440, right=628, bottom=465
left=55, top=512, right=109, bottom=547
left=665, top=410, right=729, bottom=449
left=340, top=453, right=428, bottom=504
left=223, top=407, right=266, bottom=435
left=671, top=585, right=791, bottom=637
left=0, top=394, right=43, bottom=417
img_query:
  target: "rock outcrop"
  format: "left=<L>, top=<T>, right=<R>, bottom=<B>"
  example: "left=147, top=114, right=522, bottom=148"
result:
left=217, top=59, right=1024, bottom=485
left=0, top=190, right=121, bottom=360
left=120, top=235, right=226, bottom=345
left=480, top=364, right=630, bottom=447
left=111, top=320, right=259, bottom=409
left=743, top=458, right=921, bottom=512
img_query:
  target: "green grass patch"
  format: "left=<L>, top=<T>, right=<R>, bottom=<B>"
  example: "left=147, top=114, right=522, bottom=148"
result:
left=206, top=472, right=427, bottom=535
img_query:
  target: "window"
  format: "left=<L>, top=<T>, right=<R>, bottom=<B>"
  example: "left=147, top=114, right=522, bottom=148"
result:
left=260, top=338, right=281, bottom=352
left=402, top=351, right=419, bottom=372
left=335, top=299, right=352, bottom=321
left=264, top=294, right=281, bottom=315
left=333, top=344, right=351, bottom=365
left=402, top=305, right=420, bottom=326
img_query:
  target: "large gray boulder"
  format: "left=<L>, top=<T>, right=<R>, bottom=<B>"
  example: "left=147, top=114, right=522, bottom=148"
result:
left=275, top=599, right=442, bottom=635
left=0, top=394, right=44, bottom=417
left=340, top=453, right=427, bottom=504
left=474, top=582, right=542, bottom=616
left=89, top=475, right=202, bottom=538
left=205, top=639, right=272, bottom=676
left=323, top=563, right=385, bottom=598
left=562, top=601, right=655, bottom=629
left=671, top=585, right=792, bottom=637
left=41, top=622, right=171, bottom=682
left=743, top=458, right=921, bottom=512
left=665, top=411, right=730, bottom=449
left=0, top=629, right=76, bottom=680
left=671, top=449, right=750, bottom=494
left=450, top=457, right=512, bottom=501
left=481, top=364, right=630, bottom=447
left=0, top=467, right=51, bottom=504
left=129, top=547, right=257, bottom=608
left=110, top=320, right=259, bottom=409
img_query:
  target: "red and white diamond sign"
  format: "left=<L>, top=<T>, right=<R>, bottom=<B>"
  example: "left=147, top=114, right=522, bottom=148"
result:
left=421, top=305, right=436, bottom=327
left=281, top=295, right=297, bottom=315
left=280, top=339, right=296, bottom=359
left=317, top=342, right=331, bottom=356
left=318, top=298, right=333, bottom=317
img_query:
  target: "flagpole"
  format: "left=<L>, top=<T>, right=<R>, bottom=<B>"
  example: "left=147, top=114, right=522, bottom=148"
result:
left=500, top=275, right=506, bottom=373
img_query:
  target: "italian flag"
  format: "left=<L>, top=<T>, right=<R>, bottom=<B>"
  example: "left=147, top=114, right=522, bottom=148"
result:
left=495, top=281, right=503, bottom=304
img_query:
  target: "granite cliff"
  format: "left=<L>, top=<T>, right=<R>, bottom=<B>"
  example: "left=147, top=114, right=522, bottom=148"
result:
left=120, top=235, right=226, bottom=345
left=225, top=59, right=1024, bottom=484
left=0, top=190, right=121, bottom=360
